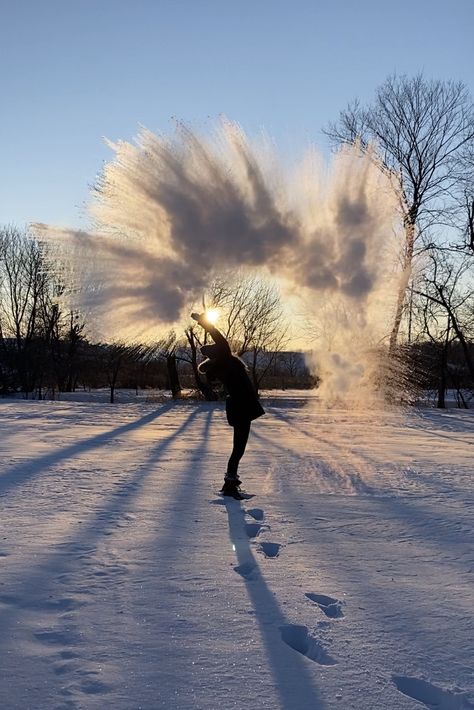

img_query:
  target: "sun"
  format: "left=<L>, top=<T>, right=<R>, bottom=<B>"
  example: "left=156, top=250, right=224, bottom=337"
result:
left=205, top=308, right=220, bottom=325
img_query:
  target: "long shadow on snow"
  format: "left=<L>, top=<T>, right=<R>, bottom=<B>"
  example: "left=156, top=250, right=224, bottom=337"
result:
left=270, top=485, right=474, bottom=677
left=262, top=410, right=473, bottom=548
left=256, top=425, right=473, bottom=567
left=408, top=409, right=474, bottom=433
left=224, top=499, right=325, bottom=710
left=258, top=409, right=473, bottom=637
left=251, top=428, right=472, bottom=653
left=252, top=428, right=373, bottom=496
left=68, top=407, right=214, bottom=708
left=0, top=405, right=204, bottom=636
left=288, top=406, right=474, bottom=499
left=0, top=402, right=176, bottom=496
left=405, top=424, right=474, bottom=448
left=131, top=412, right=214, bottom=696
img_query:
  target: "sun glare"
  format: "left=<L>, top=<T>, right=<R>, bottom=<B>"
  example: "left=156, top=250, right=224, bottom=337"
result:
left=205, top=308, right=220, bottom=325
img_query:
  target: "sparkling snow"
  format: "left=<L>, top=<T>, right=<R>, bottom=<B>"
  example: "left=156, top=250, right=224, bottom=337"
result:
left=0, top=394, right=473, bottom=709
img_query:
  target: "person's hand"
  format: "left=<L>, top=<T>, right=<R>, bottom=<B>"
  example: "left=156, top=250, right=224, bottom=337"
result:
left=191, top=312, right=206, bottom=326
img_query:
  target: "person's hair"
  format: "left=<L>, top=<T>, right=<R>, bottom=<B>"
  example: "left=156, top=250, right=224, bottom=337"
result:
left=198, top=358, right=214, bottom=375
left=198, top=353, right=247, bottom=379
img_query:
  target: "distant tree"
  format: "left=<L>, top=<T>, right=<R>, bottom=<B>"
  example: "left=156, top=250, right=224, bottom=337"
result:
left=182, top=324, right=218, bottom=400
left=0, top=226, right=49, bottom=393
left=413, top=285, right=456, bottom=408
left=275, top=351, right=309, bottom=389
left=156, top=330, right=182, bottom=398
left=101, top=342, right=155, bottom=404
left=454, top=139, right=474, bottom=253
left=205, top=274, right=289, bottom=394
left=413, top=252, right=474, bottom=405
left=325, top=74, right=474, bottom=349
left=0, top=226, right=91, bottom=397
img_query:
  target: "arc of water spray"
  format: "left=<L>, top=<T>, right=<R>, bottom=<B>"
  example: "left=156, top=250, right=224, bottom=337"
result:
left=37, top=119, right=404, bottom=403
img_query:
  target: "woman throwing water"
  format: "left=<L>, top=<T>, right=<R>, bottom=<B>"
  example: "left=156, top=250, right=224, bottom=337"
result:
left=191, top=312, right=265, bottom=499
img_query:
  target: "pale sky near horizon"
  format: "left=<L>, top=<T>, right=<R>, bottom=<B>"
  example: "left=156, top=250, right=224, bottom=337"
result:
left=1, top=0, right=473, bottom=230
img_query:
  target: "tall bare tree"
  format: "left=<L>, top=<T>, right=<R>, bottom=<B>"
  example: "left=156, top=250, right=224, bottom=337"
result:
left=454, top=139, right=474, bottom=253
left=0, top=226, right=88, bottom=396
left=0, top=226, right=48, bottom=392
left=325, top=74, right=474, bottom=348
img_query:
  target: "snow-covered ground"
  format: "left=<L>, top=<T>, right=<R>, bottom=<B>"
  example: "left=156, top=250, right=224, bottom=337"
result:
left=0, top=394, right=472, bottom=709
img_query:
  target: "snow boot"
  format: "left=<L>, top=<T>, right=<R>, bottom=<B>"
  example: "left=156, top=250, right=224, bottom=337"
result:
left=223, top=472, right=242, bottom=485
left=220, top=478, right=244, bottom=500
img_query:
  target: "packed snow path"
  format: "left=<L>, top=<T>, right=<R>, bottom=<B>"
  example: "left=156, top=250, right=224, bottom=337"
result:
left=0, top=396, right=473, bottom=709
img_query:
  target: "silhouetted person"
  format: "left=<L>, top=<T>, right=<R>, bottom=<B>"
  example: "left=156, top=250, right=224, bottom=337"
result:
left=191, top=312, right=265, bottom=498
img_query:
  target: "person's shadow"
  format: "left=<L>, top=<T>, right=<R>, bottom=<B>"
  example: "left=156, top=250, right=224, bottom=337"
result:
left=224, top=498, right=325, bottom=710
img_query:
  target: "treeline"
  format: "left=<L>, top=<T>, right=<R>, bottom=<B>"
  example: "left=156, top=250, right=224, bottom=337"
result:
left=2, top=74, right=474, bottom=407
left=0, top=226, right=314, bottom=400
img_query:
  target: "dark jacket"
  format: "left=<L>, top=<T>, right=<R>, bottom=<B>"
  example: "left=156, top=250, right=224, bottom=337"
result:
left=201, top=324, right=265, bottom=426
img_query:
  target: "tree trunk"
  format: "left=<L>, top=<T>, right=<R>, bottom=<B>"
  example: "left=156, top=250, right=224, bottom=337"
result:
left=251, top=350, right=259, bottom=396
left=185, top=327, right=217, bottom=400
left=437, top=318, right=451, bottom=408
left=436, top=291, right=474, bottom=384
left=166, top=354, right=181, bottom=398
left=437, top=348, right=447, bottom=408
left=389, top=214, right=416, bottom=352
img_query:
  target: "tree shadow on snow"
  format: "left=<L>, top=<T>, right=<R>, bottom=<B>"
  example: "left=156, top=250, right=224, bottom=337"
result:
left=0, top=402, right=177, bottom=496
left=0, top=405, right=207, bottom=637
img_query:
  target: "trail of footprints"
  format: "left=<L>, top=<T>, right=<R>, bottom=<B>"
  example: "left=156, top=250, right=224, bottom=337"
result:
left=234, top=503, right=471, bottom=708
left=235, top=503, right=342, bottom=667
left=5, top=495, right=468, bottom=708
left=30, top=540, right=129, bottom=705
left=2, top=508, right=137, bottom=707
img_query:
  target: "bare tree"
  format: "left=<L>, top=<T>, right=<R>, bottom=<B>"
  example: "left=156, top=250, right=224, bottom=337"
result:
left=412, top=287, right=456, bottom=408
left=413, top=252, right=474, bottom=404
left=205, top=273, right=288, bottom=394
left=0, top=226, right=49, bottom=393
left=155, top=330, right=182, bottom=398
left=325, top=74, right=474, bottom=349
left=454, top=139, right=474, bottom=253
left=101, top=342, right=156, bottom=403
left=182, top=324, right=218, bottom=400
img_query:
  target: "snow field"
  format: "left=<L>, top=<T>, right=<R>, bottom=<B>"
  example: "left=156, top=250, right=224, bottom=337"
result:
left=0, top=397, right=473, bottom=709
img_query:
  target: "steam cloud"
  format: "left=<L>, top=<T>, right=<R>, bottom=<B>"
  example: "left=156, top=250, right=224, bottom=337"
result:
left=37, top=120, right=403, bottom=401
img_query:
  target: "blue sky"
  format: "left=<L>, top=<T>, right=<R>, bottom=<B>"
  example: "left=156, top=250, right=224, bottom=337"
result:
left=1, top=0, right=473, bottom=228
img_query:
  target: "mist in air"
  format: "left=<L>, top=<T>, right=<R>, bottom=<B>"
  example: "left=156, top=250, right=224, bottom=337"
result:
left=37, top=119, right=403, bottom=403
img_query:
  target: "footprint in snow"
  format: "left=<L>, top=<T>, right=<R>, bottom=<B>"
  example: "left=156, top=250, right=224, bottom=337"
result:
left=245, top=522, right=263, bottom=539
left=257, top=542, right=281, bottom=558
left=78, top=677, right=111, bottom=695
left=280, top=624, right=337, bottom=665
left=392, top=675, right=474, bottom=709
left=0, top=595, right=86, bottom=613
left=246, top=508, right=264, bottom=521
left=60, top=650, right=80, bottom=660
left=305, top=592, right=345, bottom=619
left=34, top=629, right=80, bottom=647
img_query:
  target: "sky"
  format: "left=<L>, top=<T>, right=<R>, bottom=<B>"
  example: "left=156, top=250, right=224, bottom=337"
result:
left=1, top=0, right=473, bottom=229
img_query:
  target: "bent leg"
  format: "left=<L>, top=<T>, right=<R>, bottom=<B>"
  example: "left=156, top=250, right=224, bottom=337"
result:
left=226, top=419, right=251, bottom=479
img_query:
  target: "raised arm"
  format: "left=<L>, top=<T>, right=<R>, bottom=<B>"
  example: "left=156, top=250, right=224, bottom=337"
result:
left=191, top=313, right=232, bottom=356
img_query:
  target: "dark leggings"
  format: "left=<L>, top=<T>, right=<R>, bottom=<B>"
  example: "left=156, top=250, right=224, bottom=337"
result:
left=227, top=419, right=251, bottom=478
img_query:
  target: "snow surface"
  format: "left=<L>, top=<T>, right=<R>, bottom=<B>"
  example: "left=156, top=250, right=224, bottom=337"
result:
left=0, top=394, right=473, bottom=709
